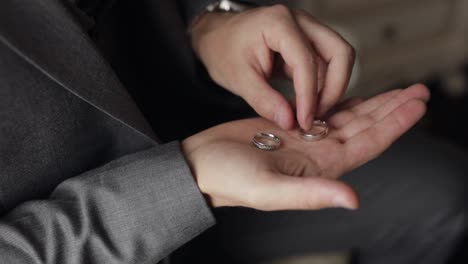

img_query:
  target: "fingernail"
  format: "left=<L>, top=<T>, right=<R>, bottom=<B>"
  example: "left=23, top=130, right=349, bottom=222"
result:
left=333, top=196, right=356, bottom=210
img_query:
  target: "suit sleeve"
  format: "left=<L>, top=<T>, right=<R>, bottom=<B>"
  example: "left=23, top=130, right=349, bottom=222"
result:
left=0, top=141, right=215, bottom=263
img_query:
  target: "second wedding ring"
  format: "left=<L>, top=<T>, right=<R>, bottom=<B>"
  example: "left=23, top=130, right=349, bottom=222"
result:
left=299, top=120, right=329, bottom=142
left=252, top=132, right=281, bottom=151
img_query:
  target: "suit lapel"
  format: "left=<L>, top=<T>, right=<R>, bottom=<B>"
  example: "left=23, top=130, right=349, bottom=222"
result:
left=0, top=0, right=158, bottom=143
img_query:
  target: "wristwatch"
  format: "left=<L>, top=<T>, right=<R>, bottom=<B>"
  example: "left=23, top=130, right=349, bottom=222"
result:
left=205, top=0, right=255, bottom=13
left=189, top=0, right=256, bottom=32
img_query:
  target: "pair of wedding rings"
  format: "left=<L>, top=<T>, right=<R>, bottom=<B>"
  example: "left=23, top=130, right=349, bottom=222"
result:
left=252, top=120, right=329, bottom=151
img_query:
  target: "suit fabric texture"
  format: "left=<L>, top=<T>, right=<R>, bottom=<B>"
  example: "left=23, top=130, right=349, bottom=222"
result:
left=0, top=0, right=227, bottom=263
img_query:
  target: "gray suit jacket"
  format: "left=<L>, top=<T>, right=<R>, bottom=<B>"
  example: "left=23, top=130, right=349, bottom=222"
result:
left=0, top=0, right=245, bottom=263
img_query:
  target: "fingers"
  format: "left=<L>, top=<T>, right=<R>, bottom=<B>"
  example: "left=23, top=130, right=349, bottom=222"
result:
left=344, top=99, right=427, bottom=169
left=327, top=89, right=402, bottom=129
left=262, top=5, right=318, bottom=130
left=324, top=96, right=364, bottom=120
left=256, top=173, right=359, bottom=211
left=243, top=70, right=295, bottom=129
left=276, top=55, right=327, bottom=92
left=338, top=84, right=430, bottom=139
left=294, top=10, right=356, bottom=117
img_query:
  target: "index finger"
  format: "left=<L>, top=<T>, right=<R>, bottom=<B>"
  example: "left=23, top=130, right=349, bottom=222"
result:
left=262, top=6, right=318, bottom=130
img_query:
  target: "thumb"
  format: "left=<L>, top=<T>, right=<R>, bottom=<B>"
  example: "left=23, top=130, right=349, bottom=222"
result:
left=257, top=173, right=359, bottom=211
left=240, top=71, right=295, bottom=130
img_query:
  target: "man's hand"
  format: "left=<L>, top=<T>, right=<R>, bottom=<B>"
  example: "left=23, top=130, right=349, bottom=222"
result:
left=191, top=5, right=355, bottom=131
left=182, top=84, right=430, bottom=211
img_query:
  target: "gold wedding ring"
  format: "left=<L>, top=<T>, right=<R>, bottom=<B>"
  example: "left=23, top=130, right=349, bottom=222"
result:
left=299, top=120, right=329, bottom=142
left=252, top=132, right=281, bottom=151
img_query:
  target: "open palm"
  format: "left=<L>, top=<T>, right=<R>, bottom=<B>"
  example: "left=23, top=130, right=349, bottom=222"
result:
left=182, top=84, right=429, bottom=211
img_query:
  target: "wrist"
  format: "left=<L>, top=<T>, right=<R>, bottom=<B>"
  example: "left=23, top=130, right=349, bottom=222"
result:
left=189, top=1, right=256, bottom=56
left=181, top=136, right=215, bottom=207
left=189, top=0, right=256, bottom=31
left=191, top=12, right=234, bottom=56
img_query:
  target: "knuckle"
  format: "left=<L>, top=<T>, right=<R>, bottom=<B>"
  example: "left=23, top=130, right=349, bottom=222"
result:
left=307, top=53, right=318, bottom=67
left=344, top=44, right=356, bottom=62
left=293, top=8, right=309, bottom=17
left=293, top=8, right=319, bottom=23
left=264, top=4, right=291, bottom=18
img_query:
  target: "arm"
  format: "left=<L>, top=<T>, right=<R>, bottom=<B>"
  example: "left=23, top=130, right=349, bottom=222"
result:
left=0, top=142, right=214, bottom=263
